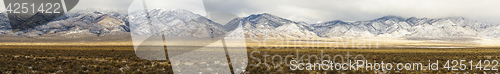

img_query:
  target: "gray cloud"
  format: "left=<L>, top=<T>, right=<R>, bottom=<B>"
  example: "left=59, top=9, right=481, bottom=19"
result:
left=203, top=0, right=500, bottom=24
left=2, top=0, right=500, bottom=24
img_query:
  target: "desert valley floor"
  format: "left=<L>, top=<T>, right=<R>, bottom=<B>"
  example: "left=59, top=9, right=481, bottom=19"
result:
left=0, top=35, right=499, bottom=73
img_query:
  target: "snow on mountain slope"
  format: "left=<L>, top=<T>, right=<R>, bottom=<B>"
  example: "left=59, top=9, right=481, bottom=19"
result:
left=480, top=26, right=500, bottom=38
left=128, top=9, right=226, bottom=38
left=0, top=12, right=10, bottom=34
left=224, top=13, right=317, bottom=38
left=1, top=9, right=500, bottom=40
left=0, top=9, right=129, bottom=38
left=311, top=16, right=500, bottom=40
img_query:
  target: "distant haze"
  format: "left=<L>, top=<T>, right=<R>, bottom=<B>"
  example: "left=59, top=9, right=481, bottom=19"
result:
left=1, top=0, right=499, bottom=24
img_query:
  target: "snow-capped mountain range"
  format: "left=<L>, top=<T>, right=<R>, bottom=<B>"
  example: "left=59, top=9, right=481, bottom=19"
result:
left=0, top=9, right=499, bottom=40
left=224, top=13, right=317, bottom=39
left=311, top=16, right=500, bottom=40
left=128, top=9, right=226, bottom=38
left=0, top=9, right=130, bottom=38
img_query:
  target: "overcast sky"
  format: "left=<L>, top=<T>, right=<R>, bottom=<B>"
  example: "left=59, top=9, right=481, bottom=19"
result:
left=1, top=0, right=500, bottom=24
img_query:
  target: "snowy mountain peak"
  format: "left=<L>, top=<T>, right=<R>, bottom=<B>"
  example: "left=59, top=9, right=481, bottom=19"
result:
left=257, top=13, right=273, bottom=16
left=374, top=15, right=406, bottom=21
left=246, top=13, right=285, bottom=20
left=223, top=13, right=317, bottom=38
left=148, top=9, right=197, bottom=15
left=93, top=11, right=104, bottom=14
left=128, top=9, right=226, bottom=38
left=327, top=20, right=348, bottom=24
left=167, top=9, right=192, bottom=13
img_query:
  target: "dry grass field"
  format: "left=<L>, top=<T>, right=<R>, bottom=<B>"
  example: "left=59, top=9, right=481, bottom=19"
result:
left=0, top=45, right=173, bottom=73
left=0, top=35, right=500, bottom=73
left=246, top=48, right=500, bottom=74
left=0, top=45, right=499, bottom=73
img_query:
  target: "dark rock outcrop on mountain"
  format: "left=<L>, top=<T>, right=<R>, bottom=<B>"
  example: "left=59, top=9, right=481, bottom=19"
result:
left=6, top=12, right=64, bottom=32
